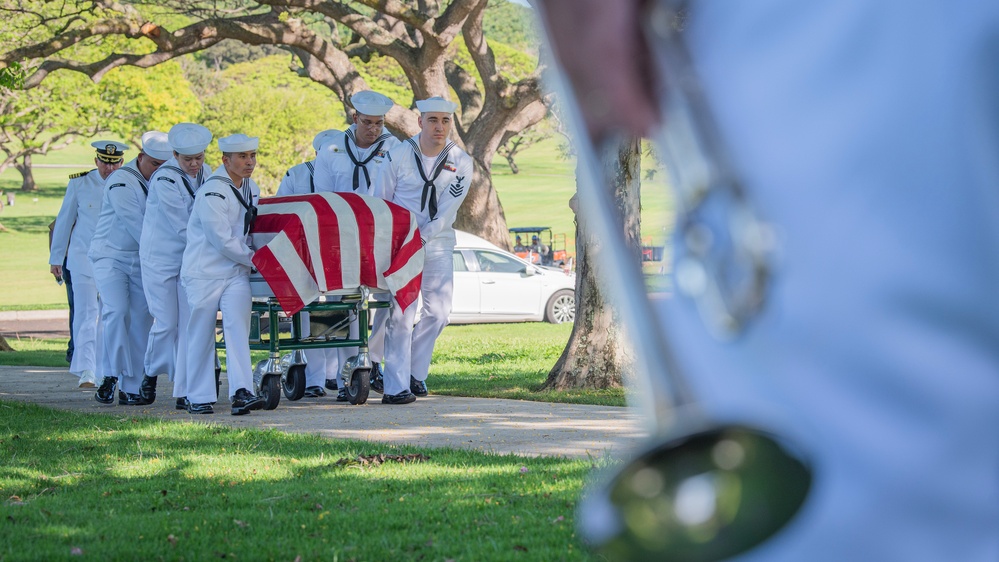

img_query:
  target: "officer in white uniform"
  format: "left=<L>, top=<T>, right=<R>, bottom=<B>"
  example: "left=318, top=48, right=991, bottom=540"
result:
left=88, top=131, right=170, bottom=405
left=372, top=96, right=473, bottom=404
left=181, top=133, right=264, bottom=416
left=275, top=128, right=341, bottom=399
left=311, top=90, right=401, bottom=400
left=49, top=140, right=128, bottom=388
left=138, top=123, right=214, bottom=408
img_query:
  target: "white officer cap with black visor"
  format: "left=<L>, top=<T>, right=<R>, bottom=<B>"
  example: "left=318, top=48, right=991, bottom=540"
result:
left=218, top=133, right=259, bottom=153
left=91, top=140, right=129, bottom=163
left=168, top=123, right=213, bottom=156
left=415, top=96, right=458, bottom=114
left=140, top=131, right=172, bottom=161
left=350, top=90, right=394, bottom=117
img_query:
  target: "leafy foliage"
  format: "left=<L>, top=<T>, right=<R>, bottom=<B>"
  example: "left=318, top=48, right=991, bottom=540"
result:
left=98, top=62, right=203, bottom=145
left=199, top=55, right=350, bottom=193
left=483, top=0, right=540, bottom=54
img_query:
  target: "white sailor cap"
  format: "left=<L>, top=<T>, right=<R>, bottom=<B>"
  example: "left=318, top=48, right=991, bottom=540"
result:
left=140, top=131, right=172, bottom=161
left=312, top=129, right=340, bottom=151
left=415, top=96, right=457, bottom=114
left=168, top=123, right=213, bottom=155
left=350, top=90, right=394, bottom=117
left=218, top=133, right=259, bottom=153
left=91, top=140, right=129, bottom=163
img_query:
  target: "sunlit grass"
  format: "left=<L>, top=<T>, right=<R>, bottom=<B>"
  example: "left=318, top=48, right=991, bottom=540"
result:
left=0, top=401, right=607, bottom=561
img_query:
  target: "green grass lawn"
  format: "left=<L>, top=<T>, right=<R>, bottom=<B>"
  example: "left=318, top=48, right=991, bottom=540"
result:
left=0, top=400, right=606, bottom=561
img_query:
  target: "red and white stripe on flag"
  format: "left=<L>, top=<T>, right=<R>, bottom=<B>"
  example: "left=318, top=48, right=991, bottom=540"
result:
left=250, top=192, right=424, bottom=316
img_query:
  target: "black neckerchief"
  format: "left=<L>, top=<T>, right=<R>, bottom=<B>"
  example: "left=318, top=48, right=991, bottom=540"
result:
left=306, top=161, right=316, bottom=194
left=158, top=165, right=204, bottom=199
left=118, top=165, right=149, bottom=197
left=406, top=137, right=454, bottom=220
left=344, top=129, right=391, bottom=191
left=218, top=176, right=256, bottom=235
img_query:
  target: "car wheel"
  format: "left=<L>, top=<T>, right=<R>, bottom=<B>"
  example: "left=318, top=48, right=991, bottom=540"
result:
left=545, top=289, right=575, bottom=324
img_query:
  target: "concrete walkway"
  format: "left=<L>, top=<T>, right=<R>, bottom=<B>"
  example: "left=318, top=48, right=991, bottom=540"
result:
left=0, top=365, right=646, bottom=459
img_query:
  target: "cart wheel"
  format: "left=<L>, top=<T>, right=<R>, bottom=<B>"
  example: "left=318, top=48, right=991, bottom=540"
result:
left=282, top=364, right=306, bottom=401
left=260, top=374, right=281, bottom=410
left=346, top=368, right=370, bottom=405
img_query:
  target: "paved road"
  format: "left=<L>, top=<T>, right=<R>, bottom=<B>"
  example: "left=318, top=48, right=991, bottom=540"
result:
left=0, top=310, right=648, bottom=458
left=0, top=315, right=70, bottom=341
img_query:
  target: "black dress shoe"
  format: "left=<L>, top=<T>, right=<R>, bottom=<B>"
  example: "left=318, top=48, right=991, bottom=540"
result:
left=139, top=374, right=158, bottom=404
left=187, top=402, right=214, bottom=414
left=118, top=391, right=150, bottom=406
left=176, top=397, right=188, bottom=410
left=95, top=376, right=117, bottom=404
left=231, top=388, right=265, bottom=416
left=370, top=363, right=384, bottom=394
left=410, top=376, right=428, bottom=397
left=336, top=388, right=348, bottom=402
left=381, top=391, right=416, bottom=405
left=325, top=379, right=338, bottom=391
left=303, top=386, right=327, bottom=398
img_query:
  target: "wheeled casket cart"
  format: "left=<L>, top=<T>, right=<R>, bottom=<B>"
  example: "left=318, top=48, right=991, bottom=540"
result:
left=216, top=191, right=425, bottom=409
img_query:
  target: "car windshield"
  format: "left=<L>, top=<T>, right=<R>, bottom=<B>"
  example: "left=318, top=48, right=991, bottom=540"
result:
left=474, top=250, right=524, bottom=274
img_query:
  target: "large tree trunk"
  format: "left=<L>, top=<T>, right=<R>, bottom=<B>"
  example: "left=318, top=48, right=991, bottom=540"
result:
left=542, top=137, right=642, bottom=390
left=453, top=160, right=511, bottom=251
left=16, top=154, right=35, bottom=192
left=0, top=335, right=13, bottom=352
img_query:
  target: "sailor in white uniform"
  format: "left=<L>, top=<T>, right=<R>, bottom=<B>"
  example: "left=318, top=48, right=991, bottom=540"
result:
left=372, top=96, right=473, bottom=404
left=138, top=123, right=214, bottom=408
left=88, top=131, right=171, bottom=405
left=277, top=129, right=339, bottom=198
left=311, top=90, right=401, bottom=400
left=181, top=133, right=264, bottom=416
left=275, top=128, right=342, bottom=399
left=49, top=140, right=128, bottom=388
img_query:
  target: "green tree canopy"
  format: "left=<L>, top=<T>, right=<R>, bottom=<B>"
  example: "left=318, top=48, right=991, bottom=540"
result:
left=0, top=0, right=551, bottom=247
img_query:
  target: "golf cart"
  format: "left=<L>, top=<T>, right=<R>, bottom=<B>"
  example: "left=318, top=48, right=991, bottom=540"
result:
left=509, top=226, right=569, bottom=267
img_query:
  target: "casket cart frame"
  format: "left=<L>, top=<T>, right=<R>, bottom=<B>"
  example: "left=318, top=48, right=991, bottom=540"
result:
left=217, top=283, right=390, bottom=409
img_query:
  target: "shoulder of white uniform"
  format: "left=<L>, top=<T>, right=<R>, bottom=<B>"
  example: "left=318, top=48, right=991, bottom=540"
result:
left=68, top=169, right=95, bottom=180
left=386, top=137, right=416, bottom=160
left=105, top=167, right=131, bottom=189
left=287, top=161, right=313, bottom=175
left=198, top=174, right=231, bottom=194
left=151, top=162, right=184, bottom=183
left=317, top=132, right=348, bottom=154
left=379, top=135, right=403, bottom=152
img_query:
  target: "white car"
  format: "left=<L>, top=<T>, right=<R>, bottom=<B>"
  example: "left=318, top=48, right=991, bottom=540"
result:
left=448, top=230, right=576, bottom=324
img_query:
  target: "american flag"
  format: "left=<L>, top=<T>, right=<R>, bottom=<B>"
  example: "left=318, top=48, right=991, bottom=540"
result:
left=250, top=192, right=424, bottom=316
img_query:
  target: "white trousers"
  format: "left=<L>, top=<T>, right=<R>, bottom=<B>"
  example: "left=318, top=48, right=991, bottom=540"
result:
left=301, top=310, right=339, bottom=388
left=383, top=243, right=454, bottom=395
left=368, top=293, right=388, bottom=364
left=68, top=271, right=103, bottom=378
left=184, top=274, right=252, bottom=404
left=92, top=256, right=151, bottom=394
left=142, top=262, right=189, bottom=386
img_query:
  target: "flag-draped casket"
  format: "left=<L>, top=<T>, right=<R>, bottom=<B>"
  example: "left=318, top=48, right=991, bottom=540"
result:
left=250, top=192, right=424, bottom=316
